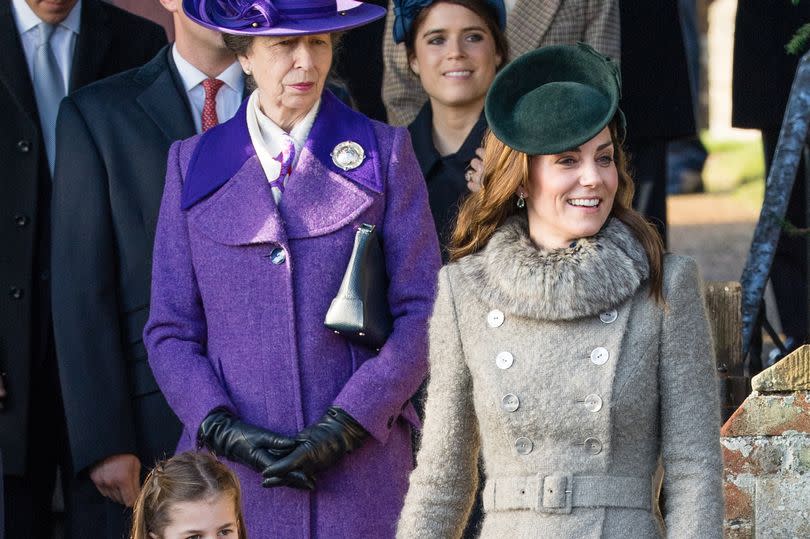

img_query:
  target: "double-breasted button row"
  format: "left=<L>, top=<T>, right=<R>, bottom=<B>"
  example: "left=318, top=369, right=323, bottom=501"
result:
left=575, top=310, right=612, bottom=457
left=591, top=310, right=617, bottom=365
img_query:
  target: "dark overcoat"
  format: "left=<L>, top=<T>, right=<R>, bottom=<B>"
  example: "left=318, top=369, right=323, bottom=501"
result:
left=51, top=45, right=190, bottom=478
left=0, top=0, right=165, bottom=477
left=732, top=0, right=810, bottom=130
left=620, top=0, right=695, bottom=141
left=144, top=91, right=442, bottom=538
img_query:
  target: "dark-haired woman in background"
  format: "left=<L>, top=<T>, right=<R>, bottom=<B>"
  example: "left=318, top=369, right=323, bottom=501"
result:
left=394, top=0, right=507, bottom=261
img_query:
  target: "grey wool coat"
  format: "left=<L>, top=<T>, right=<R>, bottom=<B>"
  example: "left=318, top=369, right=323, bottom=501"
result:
left=397, top=216, right=723, bottom=538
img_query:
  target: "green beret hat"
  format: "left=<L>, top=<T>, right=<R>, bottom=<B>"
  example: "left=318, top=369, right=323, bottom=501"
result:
left=485, top=42, right=624, bottom=155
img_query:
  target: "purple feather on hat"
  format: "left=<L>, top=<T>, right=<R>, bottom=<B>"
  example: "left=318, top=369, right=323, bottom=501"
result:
left=197, top=0, right=282, bottom=30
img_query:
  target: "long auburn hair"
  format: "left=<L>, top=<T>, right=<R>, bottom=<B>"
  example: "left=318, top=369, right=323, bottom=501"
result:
left=449, top=120, right=665, bottom=302
left=130, top=452, right=247, bottom=539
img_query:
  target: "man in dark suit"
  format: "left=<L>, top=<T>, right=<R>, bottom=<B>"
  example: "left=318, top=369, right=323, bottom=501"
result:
left=0, top=1, right=165, bottom=536
left=51, top=0, right=243, bottom=536
left=620, top=0, right=696, bottom=245
left=733, top=0, right=810, bottom=356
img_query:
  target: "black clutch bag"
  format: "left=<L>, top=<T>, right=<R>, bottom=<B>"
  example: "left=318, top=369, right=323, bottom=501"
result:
left=324, top=224, right=393, bottom=350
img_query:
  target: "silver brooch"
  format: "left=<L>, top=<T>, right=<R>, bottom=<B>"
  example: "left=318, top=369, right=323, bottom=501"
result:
left=331, top=141, right=365, bottom=171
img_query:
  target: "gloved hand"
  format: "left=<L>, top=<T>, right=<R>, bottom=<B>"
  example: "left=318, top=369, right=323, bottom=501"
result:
left=198, top=408, right=315, bottom=490
left=261, top=406, right=368, bottom=488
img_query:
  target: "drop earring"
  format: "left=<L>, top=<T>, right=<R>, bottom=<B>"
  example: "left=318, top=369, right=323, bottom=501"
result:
left=516, top=194, right=526, bottom=208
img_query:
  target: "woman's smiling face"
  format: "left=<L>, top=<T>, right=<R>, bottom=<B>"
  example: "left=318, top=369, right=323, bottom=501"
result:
left=522, top=127, right=619, bottom=249
left=409, top=2, right=501, bottom=110
left=238, top=33, right=333, bottom=131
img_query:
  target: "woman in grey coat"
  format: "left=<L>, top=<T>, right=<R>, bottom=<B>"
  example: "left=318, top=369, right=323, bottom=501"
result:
left=397, top=44, right=723, bottom=539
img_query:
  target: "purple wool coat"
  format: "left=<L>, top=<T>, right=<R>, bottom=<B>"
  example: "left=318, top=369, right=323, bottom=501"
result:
left=144, top=91, right=441, bottom=538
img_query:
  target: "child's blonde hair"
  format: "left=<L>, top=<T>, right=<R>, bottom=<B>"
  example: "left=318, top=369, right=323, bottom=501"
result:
left=130, top=451, right=247, bottom=539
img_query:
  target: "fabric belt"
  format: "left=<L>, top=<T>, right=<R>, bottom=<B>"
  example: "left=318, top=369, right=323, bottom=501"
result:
left=482, top=473, right=651, bottom=515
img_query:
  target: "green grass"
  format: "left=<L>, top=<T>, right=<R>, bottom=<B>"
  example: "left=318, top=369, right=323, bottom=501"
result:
left=700, top=131, right=765, bottom=211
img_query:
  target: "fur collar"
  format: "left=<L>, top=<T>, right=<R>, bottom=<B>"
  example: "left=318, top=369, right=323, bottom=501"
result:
left=455, top=215, right=650, bottom=321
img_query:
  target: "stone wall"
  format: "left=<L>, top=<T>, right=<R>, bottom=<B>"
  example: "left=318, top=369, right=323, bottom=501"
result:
left=721, top=346, right=810, bottom=538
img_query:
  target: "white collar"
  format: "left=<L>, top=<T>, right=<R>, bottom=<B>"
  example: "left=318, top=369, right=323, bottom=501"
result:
left=252, top=89, right=320, bottom=150
left=11, top=0, right=82, bottom=34
left=245, top=90, right=320, bottom=202
left=171, top=44, right=244, bottom=94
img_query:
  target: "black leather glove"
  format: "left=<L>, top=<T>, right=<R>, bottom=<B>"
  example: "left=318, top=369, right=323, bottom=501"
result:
left=261, top=406, right=368, bottom=488
left=198, top=409, right=315, bottom=490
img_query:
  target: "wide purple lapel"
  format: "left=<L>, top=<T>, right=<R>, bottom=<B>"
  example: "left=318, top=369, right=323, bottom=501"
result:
left=187, top=155, right=286, bottom=246
left=180, top=98, right=254, bottom=210
left=181, top=90, right=381, bottom=243
left=279, top=148, right=375, bottom=240
left=278, top=90, right=381, bottom=239
left=305, top=90, right=383, bottom=194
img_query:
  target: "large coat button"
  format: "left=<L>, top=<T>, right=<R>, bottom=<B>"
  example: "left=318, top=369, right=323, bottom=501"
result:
left=14, top=215, right=30, bottom=227
left=501, top=393, right=520, bottom=412
left=9, top=287, right=23, bottom=300
left=515, top=437, right=533, bottom=455
left=581, top=394, right=603, bottom=412
left=599, top=309, right=618, bottom=324
left=16, top=140, right=31, bottom=153
left=269, top=247, right=286, bottom=265
left=495, top=351, right=514, bottom=369
left=583, top=437, right=603, bottom=455
left=487, top=309, right=505, bottom=328
left=590, top=347, right=610, bottom=365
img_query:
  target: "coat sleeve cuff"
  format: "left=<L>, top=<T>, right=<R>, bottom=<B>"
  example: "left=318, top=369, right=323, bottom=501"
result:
left=332, top=390, right=410, bottom=445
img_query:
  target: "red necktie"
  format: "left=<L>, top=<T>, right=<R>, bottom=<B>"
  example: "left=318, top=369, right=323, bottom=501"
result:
left=201, top=78, right=225, bottom=131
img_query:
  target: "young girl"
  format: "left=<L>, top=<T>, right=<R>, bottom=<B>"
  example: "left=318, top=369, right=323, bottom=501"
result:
left=130, top=452, right=247, bottom=539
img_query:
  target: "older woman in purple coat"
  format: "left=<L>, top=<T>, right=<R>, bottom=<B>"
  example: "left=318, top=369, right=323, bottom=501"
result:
left=143, top=1, right=441, bottom=537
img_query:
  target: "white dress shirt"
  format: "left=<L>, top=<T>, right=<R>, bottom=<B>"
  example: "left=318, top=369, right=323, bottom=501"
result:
left=172, top=45, right=244, bottom=134
left=245, top=90, right=320, bottom=204
left=11, top=0, right=82, bottom=94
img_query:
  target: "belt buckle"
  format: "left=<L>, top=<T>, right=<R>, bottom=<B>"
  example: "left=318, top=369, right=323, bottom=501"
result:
left=536, top=473, right=573, bottom=514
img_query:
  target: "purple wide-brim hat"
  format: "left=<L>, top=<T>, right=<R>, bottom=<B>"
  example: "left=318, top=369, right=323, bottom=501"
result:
left=183, top=0, right=386, bottom=36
